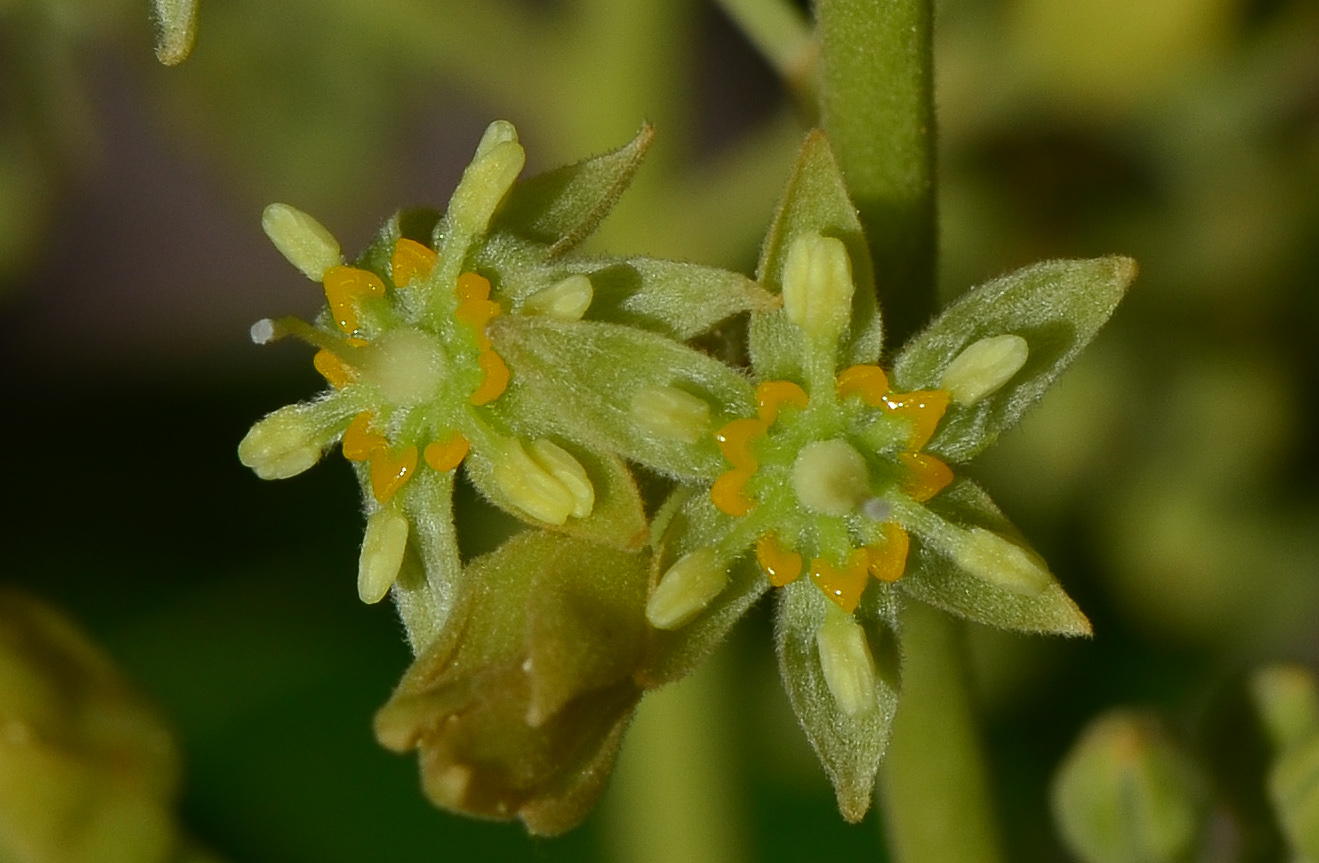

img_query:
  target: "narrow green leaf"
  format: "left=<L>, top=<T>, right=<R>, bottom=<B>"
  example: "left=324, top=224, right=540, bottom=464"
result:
left=750, top=130, right=882, bottom=382
left=490, top=316, right=755, bottom=480
left=639, top=489, right=769, bottom=686
left=899, top=479, right=1091, bottom=635
left=776, top=577, right=901, bottom=822
left=463, top=439, right=649, bottom=551
left=893, top=257, right=1136, bottom=463
left=492, top=124, right=655, bottom=257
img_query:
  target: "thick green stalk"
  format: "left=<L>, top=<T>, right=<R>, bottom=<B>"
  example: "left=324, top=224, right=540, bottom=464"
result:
left=816, top=0, right=935, bottom=346
left=879, top=603, right=1003, bottom=863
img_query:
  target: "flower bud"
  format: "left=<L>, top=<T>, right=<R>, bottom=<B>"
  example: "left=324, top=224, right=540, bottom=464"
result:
left=940, top=334, right=1029, bottom=405
left=1051, top=712, right=1206, bottom=863
left=1252, top=664, right=1319, bottom=754
left=237, top=403, right=333, bottom=480
left=261, top=203, right=342, bottom=281
left=524, top=275, right=593, bottom=320
left=951, top=527, right=1051, bottom=596
left=782, top=233, right=854, bottom=341
left=816, top=605, right=877, bottom=717
left=646, top=548, right=728, bottom=630
left=1254, top=666, right=1319, bottom=860
left=630, top=386, right=711, bottom=444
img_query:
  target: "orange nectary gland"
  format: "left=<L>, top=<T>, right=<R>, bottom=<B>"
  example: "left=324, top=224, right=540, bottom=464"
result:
left=343, top=411, right=471, bottom=502
left=810, top=549, right=871, bottom=613
left=451, top=272, right=509, bottom=404
left=323, top=266, right=386, bottom=335
left=391, top=238, right=438, bottom=288
left=756, top=380, right=808, bottom=424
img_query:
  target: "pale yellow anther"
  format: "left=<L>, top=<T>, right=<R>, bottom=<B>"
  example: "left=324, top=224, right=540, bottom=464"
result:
left=358, top=509, right=409, bottom=604
left=816, top=603, right=878, bottom=717
left=261, top=203, right=342, bottom=281
left=523, top=275, right=593, bottom=320
left=646, top=548, right=728, bottom=630
left=450, top=122, right=526, bottom=237
left=238, top=405, right=326, bottom=480
left=630, top=386, right=711, bottom=444
left=940, top=334, right=1030, bottom=405
left=529, top=439, right=594, bottom=519
left=792, top=439, right=870, bottom=516
left=492, top=440, right=585, bottom=525
left=358, top=328, right=448, bottom=407
left=952, top=527, right=1052, bottom=595
left=782, top=233, right=854, bottom=341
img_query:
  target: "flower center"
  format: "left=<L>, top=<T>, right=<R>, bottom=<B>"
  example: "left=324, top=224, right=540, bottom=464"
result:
left=792, top=439, right=869, bottom=516
left=359, top=327, right=449, bottom=407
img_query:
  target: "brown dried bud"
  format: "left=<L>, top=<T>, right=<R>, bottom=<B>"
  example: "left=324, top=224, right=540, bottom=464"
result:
left=374, top=532, right=650, bottom=835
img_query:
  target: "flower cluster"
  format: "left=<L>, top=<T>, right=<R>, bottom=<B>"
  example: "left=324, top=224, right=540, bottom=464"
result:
left=239, top=121, right=1134, bottom=832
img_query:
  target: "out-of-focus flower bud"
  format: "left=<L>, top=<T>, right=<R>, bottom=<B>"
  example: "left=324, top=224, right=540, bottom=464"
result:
left=0, top=590, right=184, bottom=863
left=374, top=532, right=649, bottom=835
left=1253, top=664, right=1319, bottom=860
left=1051, top=711, right=1206, bottom=863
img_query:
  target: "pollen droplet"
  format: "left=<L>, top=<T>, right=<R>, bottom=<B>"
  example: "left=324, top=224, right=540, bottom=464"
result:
left=756, top=534, right=803, bottom=586
left=370, top=445, right=419, bottom=504
left=715, top=418, right=767, bottom=470
left=424, top=433, right=470, bottom=472
left=810, top=548, right=871, bottom=613
left=883, top=389, right=950, bottom=450
left=836, top=364, right=890, bottom=406
left=756, top=380, right=809, bottom=424
left=313, top=348, right=356, bottom=389
left=342, top=412, right=387, bottom=461
left=391, top=238, right=438, bottom=287
left=711, top=466, right=757, bottom=516
left=897, top=452, right=954, bottom=502
left=867, top=523, right=910, bottom=583
left=323, top=266, right=387, bottom=335
left=469, top=350, right=510, bottom=405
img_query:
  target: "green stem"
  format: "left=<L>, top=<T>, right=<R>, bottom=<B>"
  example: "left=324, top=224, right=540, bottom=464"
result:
left=879, top=603, right=1003, bottom=863
left=816, top=0, right=936, bottom=346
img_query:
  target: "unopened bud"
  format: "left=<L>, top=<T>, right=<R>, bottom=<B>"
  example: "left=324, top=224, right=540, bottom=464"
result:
left=782, top=233, right=853, bottom=341
left=646, top=548, right=727, bottom=630
left=261, top=203, right=342, bottom=280
left=493, top=440, right=593, bottom=525
left=630, top=386, right=711, bottom=443
left=358, top=509, right=410, bottom=604
left=792, top=439, right=870, bottom=516
left=524, top=275, right=593, bottom=320
left=816, top=605, right=877, bottom=717
left=238, top=404, right=329, bottom=480
left=1253, top=666, right=1319, bottom=860
left=940, top=334, right=1029, bottom=405
left=450, top=121, right=526, bottom=237
left=1052, top=712, right=1206, bottom=863
left=952, top=527, right=1051, bottom=595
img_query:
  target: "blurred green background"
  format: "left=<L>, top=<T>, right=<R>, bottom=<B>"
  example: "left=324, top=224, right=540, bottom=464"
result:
left=2, top=0, right=1318, bottom=859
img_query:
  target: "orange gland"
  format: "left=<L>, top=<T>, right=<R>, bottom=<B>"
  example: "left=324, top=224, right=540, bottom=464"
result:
left=836, top=365, right=890, bottom=406
left=711, top=466, right=757, bottom=517
left=370, top=445, right=418, bottom=504
left=342, top=412, right=387, bottom=461
left=454, top=271, right=491, bottom=303
left=867, top=523, right=910, bottom=583
left=810, top=548, right=871, bottom=613
left=715, top=418, right=767, bottom=470
left=391, top=238, right=438, bottom=287
left=756, top=380, right=809, bottom=424
left=424, top=432, right=470, bottom=472
left=756, top=534, right=803, bottom=587
left=882, top=389, right=950, bottom=450
left=470, top=350, right=510, bottom=405
left=898, top=452, right=954, bottom=502
left=323, top=266, right=386, bottom=335
left=313, top=348, right=356, bottom=389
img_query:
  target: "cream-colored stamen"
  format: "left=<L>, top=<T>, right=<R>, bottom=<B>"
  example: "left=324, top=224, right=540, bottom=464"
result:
left=816, top=604, right=877, bottom=717
left=782, top=233, right=854, bottom=341
left=940, top=334, right=1030, bottom=405
left=524, top=275, right=593, bottom=320
left=631, top=386, right=711, bottom=443
left=358, top=509, right=409, bottom=604
left=646, top=549, right=727, bottom=630
left=261, top=203, right=342, bottom=281
left=238, top=405, right=327, bottom=480
left=952, top=527, right=1051, bottom=595
left=529, top=440, right=594, bottom=518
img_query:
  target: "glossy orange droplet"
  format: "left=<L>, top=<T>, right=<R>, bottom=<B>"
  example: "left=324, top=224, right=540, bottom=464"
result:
left=469, top=350, right=510, bottom=405
left=424, top=433, right=470, bottom=472
left=342, top=412, right=387, bottom=461
left=711, top=466, right=757, bottom=516
left=756, top=534, right=803, bottom=586
left=882, top=389, right=950, bottom=450
left=810, top=548, right=871, bottom=613
left=391, top=238, right=438, bottom=287
left=897, top=452, right=954, bottom=502
left=756, top=380, right=809, bottom=424
left=867, top=523, right=910, bottom=583
left=370, top=445, right=418, bottom=504
left=322, top=266, right=386, bottom=334
left=836, top=365, right=890, bottom=406
left=313, top=349, right=356, bottom=389
left=715, top=418, right=767, bottom=470
left=455, top=298, right=501, bottom=349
